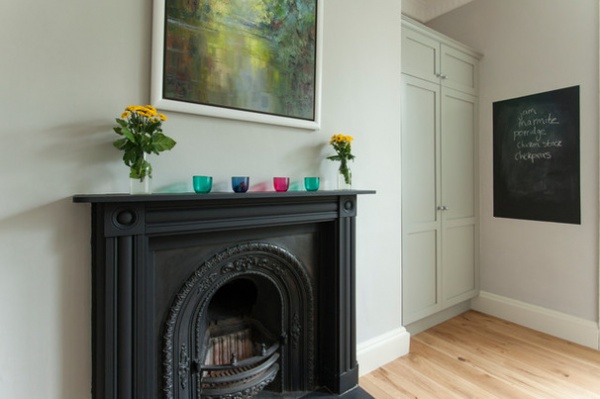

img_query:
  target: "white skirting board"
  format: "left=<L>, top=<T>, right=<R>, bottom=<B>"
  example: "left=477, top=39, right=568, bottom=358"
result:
left=472, top=291, right=600, bottom=350
left=356, top=327, right=411, bottom=376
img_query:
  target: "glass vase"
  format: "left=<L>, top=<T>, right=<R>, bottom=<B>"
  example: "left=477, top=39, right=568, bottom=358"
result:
left=129, top=153, right=152, bottom=194
left=130, top=175, right=152, bottom=194
left=337, top=169, right=352, bottom=190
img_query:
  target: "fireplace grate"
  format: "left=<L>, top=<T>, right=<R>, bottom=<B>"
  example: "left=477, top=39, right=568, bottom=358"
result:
left=200, top=342, right=280, bottom=398
left=199, top=318, right=281, bottom=399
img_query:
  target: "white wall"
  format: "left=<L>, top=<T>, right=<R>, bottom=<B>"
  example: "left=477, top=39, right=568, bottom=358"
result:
left=0, top=1, right=404, bottom=397
left=428, top=0, right=599, bottom=322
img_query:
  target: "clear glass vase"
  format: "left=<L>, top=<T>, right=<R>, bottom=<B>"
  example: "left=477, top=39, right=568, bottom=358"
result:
left=129, top=153, right=152, bottom=194
left=337, top=169, right=352, bottom=190
left=129, top=175, right=152, bottom=194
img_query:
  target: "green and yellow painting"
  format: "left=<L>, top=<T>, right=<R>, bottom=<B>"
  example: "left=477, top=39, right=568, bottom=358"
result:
left=164, top=0, right=318, bottom=121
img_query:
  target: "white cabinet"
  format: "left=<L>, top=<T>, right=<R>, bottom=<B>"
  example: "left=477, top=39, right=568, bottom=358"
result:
left=402, top=21, right=479, bottom=95
left=401, top=17, right=480, bottom=325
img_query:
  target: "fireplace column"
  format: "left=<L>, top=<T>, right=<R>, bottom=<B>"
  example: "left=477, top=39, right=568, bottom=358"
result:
left=320, top=196, right=360, bottom=393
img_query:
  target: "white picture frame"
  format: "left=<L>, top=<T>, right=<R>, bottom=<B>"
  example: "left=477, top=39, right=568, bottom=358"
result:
left=151, top=0, right=323, bottom=130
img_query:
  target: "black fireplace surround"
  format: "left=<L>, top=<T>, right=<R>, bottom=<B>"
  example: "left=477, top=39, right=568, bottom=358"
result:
left=74, top=191, right=375, bottom=399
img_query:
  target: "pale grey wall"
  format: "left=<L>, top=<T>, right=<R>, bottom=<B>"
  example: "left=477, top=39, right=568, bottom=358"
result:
left=429, top=0, right=599, bottom=321
left=0, top=1, right=403, bottom=397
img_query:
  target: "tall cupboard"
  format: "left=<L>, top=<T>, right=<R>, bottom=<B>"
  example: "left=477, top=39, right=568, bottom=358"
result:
left=401, top=16, right=481, bottom=325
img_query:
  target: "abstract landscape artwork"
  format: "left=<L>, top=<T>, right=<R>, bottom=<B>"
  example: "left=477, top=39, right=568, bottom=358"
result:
left=152, top=0, right=321, bottom=129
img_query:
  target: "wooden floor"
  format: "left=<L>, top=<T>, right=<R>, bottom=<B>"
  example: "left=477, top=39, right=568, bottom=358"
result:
left=360, top=311, right=600, bottom=398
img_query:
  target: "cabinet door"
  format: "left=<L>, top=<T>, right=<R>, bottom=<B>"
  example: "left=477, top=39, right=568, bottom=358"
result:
left=440, top=44, right=479, bottom=95
left=401, top=28, right=440, bottom=84
left=441, top=88, right=478, bottom=305
left=401, top=75, right=442, bottom=324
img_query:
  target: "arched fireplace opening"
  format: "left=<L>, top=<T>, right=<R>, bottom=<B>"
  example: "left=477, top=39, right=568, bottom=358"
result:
left=164, top=243, right=315, bottom=399
left=201, top=278, right=281, bottom=398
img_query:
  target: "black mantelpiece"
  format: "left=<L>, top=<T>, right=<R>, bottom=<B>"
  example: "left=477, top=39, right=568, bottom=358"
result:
left=73, top=191, right=375, bottom=399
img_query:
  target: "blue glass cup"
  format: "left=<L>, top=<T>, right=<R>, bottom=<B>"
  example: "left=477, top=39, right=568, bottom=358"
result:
left=231, top=176, right=250, bottom=193
left=193, top=176, right=212, bottom=193
left=304, top=177, right=320, bottom=191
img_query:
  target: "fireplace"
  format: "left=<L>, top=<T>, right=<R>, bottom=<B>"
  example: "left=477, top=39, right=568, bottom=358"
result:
left=74, top=191, right=374, bottom=399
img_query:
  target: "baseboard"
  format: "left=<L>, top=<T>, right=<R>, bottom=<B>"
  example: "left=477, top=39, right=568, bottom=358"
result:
left=405, top=300, right=472, bottom=336
left=356, top=327, right=410, bottom=376
left=472, top=291, right=599, bottom=350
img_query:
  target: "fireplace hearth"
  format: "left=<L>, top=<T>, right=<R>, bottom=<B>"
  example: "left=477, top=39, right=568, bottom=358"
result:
left=74, top=191, right=374, bottom=399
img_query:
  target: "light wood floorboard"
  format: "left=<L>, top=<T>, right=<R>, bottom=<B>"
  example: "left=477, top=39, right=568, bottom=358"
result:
left=360, top=311, right=600, bottom=398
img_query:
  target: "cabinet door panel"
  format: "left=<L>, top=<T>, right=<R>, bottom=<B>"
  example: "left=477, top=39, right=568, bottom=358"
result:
left=402, top=75, right=442, bottom=325
left=441, top=44, right=478, bottom=95
left=443, top=223, right=476, bottom=304
left=441, top=89, right=476, bottom=221
left=403, top=230, right=440, bottom=324
left=402, top=76, right=440, bottom=225
left=402, top=28, right=440, bottom=83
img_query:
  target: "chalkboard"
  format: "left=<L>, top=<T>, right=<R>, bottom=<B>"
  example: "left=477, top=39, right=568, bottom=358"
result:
left=493, top=86, right=580, bottom=224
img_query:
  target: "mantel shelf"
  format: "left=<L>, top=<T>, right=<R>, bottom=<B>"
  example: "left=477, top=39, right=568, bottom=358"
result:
left=73, top=190, right=376, bottom=204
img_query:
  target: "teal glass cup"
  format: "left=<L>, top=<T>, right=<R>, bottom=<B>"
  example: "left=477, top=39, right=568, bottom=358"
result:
left=304, top=177, right=320, bottom=191
left=193, top=175, right=213, bottom=193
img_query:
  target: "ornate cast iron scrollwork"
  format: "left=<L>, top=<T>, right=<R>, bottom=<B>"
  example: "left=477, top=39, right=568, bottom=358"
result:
left=201, top=372, right=278, bottom=399
left=290, top=313, right=302, bottom=350
left=163, top=242, right=315, bottom=399
left=178, top=344, right=190, bottom=390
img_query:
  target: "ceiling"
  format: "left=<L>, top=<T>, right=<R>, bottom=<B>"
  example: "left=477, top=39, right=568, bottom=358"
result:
left=402, top=0, right=475, bottom=22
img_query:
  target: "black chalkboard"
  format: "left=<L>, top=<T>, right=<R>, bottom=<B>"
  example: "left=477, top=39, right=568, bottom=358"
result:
left=493, top=86, right=580, bottom=224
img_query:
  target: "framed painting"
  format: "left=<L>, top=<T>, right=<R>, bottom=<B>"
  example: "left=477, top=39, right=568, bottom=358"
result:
left=151, top=0, right=322, bottom=130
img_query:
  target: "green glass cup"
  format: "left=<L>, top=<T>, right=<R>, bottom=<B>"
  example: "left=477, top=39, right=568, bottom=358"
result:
left=193, top=176, right=213, bottom=193
left=304, top=177, right=320, bottom=191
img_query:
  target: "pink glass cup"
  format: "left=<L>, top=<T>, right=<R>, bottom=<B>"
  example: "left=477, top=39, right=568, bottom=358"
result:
left=273, top=177, right=290, bottom=192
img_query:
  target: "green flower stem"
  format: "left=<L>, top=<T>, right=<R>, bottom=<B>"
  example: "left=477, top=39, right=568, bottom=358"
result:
left=339, top=159, right=351, bottom=185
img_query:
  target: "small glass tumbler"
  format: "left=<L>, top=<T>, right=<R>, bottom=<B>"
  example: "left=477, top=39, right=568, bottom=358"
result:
left=193, top=175, right=212, bottom=193
left=304, top=177, right=320, bottom=191
left=231, top=176, right=250, bottom=193
left=273, top=177, right=290, bottom=192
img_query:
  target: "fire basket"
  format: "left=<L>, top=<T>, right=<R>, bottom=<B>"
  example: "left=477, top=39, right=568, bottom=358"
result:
left=199, top=318, right=281, bottom=399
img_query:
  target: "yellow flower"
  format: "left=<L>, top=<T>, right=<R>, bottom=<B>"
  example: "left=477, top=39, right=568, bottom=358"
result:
left=119, top=104, right=165, bottom=123
left=143, top=106, right=158, bottom=117
left=330, top=134, right=353, bottom=144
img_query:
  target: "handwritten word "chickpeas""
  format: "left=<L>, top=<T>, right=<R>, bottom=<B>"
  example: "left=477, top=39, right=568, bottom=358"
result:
left=514, top=151, right=552, bottom=163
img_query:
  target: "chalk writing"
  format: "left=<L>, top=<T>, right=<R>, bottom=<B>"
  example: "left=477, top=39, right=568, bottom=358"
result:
left=511, top=110, right=561, bottom=163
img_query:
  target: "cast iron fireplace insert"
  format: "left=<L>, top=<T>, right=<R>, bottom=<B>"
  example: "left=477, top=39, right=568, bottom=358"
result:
left=74, top=190, right=375, bottom=399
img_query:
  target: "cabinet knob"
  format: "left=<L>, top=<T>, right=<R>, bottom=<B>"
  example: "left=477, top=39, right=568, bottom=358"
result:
left=437, top=205, right=449, bottom=211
